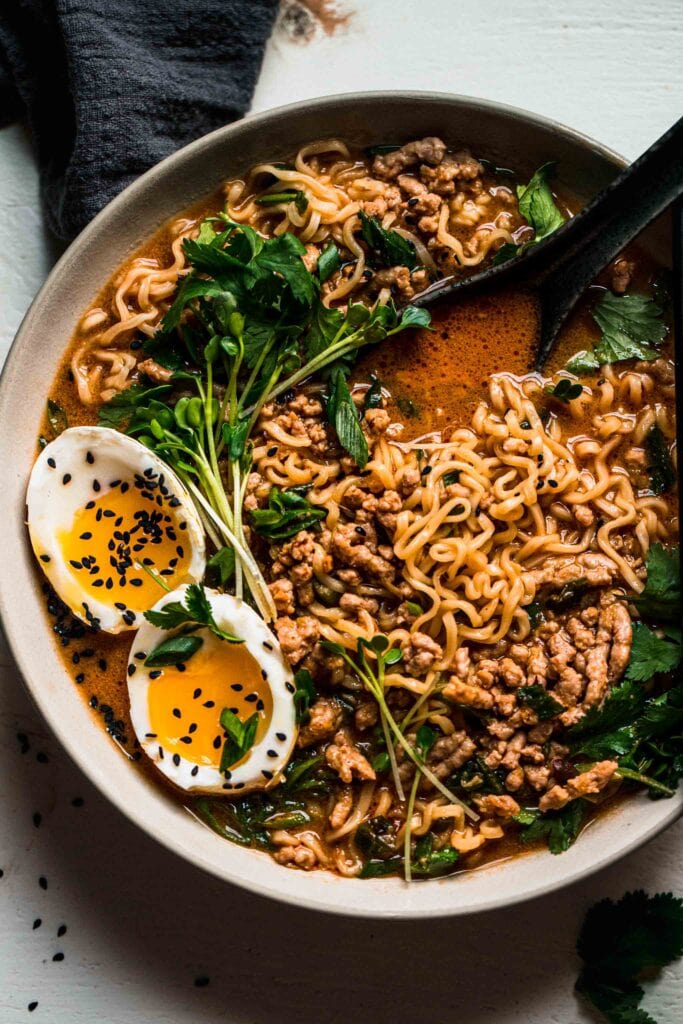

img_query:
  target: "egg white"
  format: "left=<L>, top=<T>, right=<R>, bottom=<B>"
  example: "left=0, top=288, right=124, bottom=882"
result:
left=127, top=585, right=298, bottom=794
left=27, top=426, right=205, bottom=633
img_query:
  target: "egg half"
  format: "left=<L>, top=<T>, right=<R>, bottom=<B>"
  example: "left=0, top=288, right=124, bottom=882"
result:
left=127, top=586, right=298, bottom=794
left=27, top=426, right=205, bottom=633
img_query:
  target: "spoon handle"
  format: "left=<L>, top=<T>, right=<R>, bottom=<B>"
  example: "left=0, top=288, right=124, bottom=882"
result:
left=535, top=116, right=683, bottom=367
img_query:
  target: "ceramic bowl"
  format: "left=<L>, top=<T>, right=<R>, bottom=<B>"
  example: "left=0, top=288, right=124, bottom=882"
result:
left=0, top=92, right=677, bottom=918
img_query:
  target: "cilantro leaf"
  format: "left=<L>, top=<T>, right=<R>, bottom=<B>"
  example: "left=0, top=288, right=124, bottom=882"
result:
left=514, top=799, right=586, bottom=854
left=250, top=486, right=326, bottom=541
left=144, top=584, right=243, bottom=645
left=411, top=833, right=458, bottom=877
left=326, top=367, right=369, bottom=468
left=645, top=425, right=675, bottom=496
left=359, top=211, right=417, bottom=269
left=576, top=890, right=683, bottom=1024
left=517, top=684, right=564, bottom=720
left=593, top=293, right=667, bottom=364
left=516, top=162, right=566, bottom=243
left=633, top=544, right=680, bottom=623
left=569, top=678, right=648, bottom=745
left=545, top=377, right=583, bottom=402
left=625, top=622, right=681, bottom=682
left=565, top=349, right=601, bottom=375
left=219, top=708, right=259, bottom=772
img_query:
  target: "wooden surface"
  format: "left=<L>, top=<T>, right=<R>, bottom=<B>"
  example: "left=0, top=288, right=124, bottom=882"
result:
left=1, top=1, right=683, bottom=1020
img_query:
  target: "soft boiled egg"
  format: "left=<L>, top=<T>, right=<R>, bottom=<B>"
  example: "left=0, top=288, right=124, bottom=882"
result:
left=127, top=586, right=298, bottom=794
left=27, top=426, right=205, bottom=633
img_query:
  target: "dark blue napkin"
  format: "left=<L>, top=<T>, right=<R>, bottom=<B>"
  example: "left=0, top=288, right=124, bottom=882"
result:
left=0, top=0, right=279, bottom=241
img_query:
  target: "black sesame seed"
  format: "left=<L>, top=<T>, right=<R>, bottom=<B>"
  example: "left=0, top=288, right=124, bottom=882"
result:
left=149, top=670, right=161, bottom=680
left=213, top=736, right=221, bottom=749
left=267, top=446, right=278, bottom=457
left=285, top=682, right=295, bottom=694
left=276, top=732, right=286, bottom=741
left=53, top=952, right=64, bottom=962
left=28, top=1002, right=38, bottom=1012
left=267, top=750, right=278, bottom=758
left=261, top=770, right=273, bottom=780
left=230, top=683, right=243, bottom=692
left=93, top=480, right=101, bottom=492
left=62, top=473, right=71, bottom=485
left=127, top=665, right=136, bottom=677
left=172, top=754, right=181, bottom=766
left=263, top=641, right=273, bottom=651
left=191, top=765, right=199, bottom=777
left=193, top=688, right=202, bottom=699
left=189, top=723, right=197, bottom=734
left=172, top=708, right=181, bottom=719
left=47, top=457, right=56, bottom=468
left=33, top=918, right=41, bottom=930
left=245, top=693, right=258, bottom=703
left=39, top=554, right=51, bottom=563
left=203, top=700, right=215, bottom=709
left=98, top=658, right=107, bottom=671
left=39, top=876, right=48, bottom=890
left=57, top=924, right=67, bottom=937
left=180, top=737, right=192, bottom=745
left=75, top=672, right=85, bottom=684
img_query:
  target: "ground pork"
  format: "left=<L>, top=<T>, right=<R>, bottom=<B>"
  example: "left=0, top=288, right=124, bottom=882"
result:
left=325, top=729, right=376, bottom=783
left=274, top=844, right=319, bottom=870
left=474, top=794, right=521, bottom=818
left=275, top=615, right=321, bottom=666
left=539, top=761, right=618, bottom=812
left=372, top=136, right=447, bottom=178
left=401, top=632, right=443, bottom=676
left=297, top=697, right=344, bottom=748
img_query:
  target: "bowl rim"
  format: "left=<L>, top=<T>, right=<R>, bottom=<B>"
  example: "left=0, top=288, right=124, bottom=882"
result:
left=2, top=89, right=679, bottom=919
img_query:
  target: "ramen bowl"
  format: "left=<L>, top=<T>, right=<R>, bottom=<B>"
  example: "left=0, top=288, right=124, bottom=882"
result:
left=0, top=92, right=678, bottom=918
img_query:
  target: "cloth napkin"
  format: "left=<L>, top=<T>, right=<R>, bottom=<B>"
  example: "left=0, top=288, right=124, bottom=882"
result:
left=0, top=0, right=279, bottom=241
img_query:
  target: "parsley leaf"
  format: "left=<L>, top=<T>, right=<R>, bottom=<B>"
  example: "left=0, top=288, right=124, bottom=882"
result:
left=593, top=293, right=667, bottom=364
left=625, top=622, right=681, bottom=682
left=219, top=708, right=259, bottom=772
left=645, top=425, right=675, bottom=496
left=144, top=584, right=243, bottom=644
left=326, top=367, right=369, bottom=468
left=517, top=684, right=564, bottom=720
left=576, top=890, right=683, bottom=1024
left=359, top=211, right=417, bottom=269
left=250, top=486, right=326, bottom=541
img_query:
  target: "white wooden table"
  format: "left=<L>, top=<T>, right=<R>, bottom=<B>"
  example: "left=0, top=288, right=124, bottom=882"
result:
left=1, top=2, right=682, bottom=1020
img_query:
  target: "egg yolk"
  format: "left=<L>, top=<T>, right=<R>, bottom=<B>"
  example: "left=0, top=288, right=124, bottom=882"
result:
left=145, top=632, right=274, bottom=768
left=59, top=480, right=192, bottom=613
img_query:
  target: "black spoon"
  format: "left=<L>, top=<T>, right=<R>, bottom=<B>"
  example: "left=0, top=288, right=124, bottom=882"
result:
left=413, top=116, right=683, bottom=370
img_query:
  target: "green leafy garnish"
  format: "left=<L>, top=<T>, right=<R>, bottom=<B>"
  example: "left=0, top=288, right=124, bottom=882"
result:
left=205, top=546, right=236, bottom=589
left=645, top=425, right=675, bottom=496
left=359, top=211, right=417, bottom=269
left=625, top=622, right=681, bottom=682
left=255, top=190, right=308, bottom=213
left=517, top=684, right=564, bottom=720
left=411, top=834, right=459, bottom=877
left=98, top=383, right=172, bottom=428
left=516, top=162, right=565, bottom=243
left=219, top=707, right=259, bottom=772
left=545, top=377, right=583, bottom=402
left=513, top=800, right=587, bottom=854
left=144, top=583, right=243, bottom=645
left=576, top=890, right=683, bottom=1024
left=317, top=242, right=341, bottom=283
left=250, top=486, right=326, bottom=541
left=292, top=668, right=317, bottom=724
left=144, top=633, right=204, bottom=668
left=98, top=217, right=425, bottom=621
left=326, top=367, right=369, bottom=468
left=632, top=544, right=680, bottom=623
left=565, top=349, right=600, bottom=375
left=542, top=578, right=589, bottom=611
left=493, top=163, right=564, bottom=263
left=46, top=399, right=68, bottom=438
